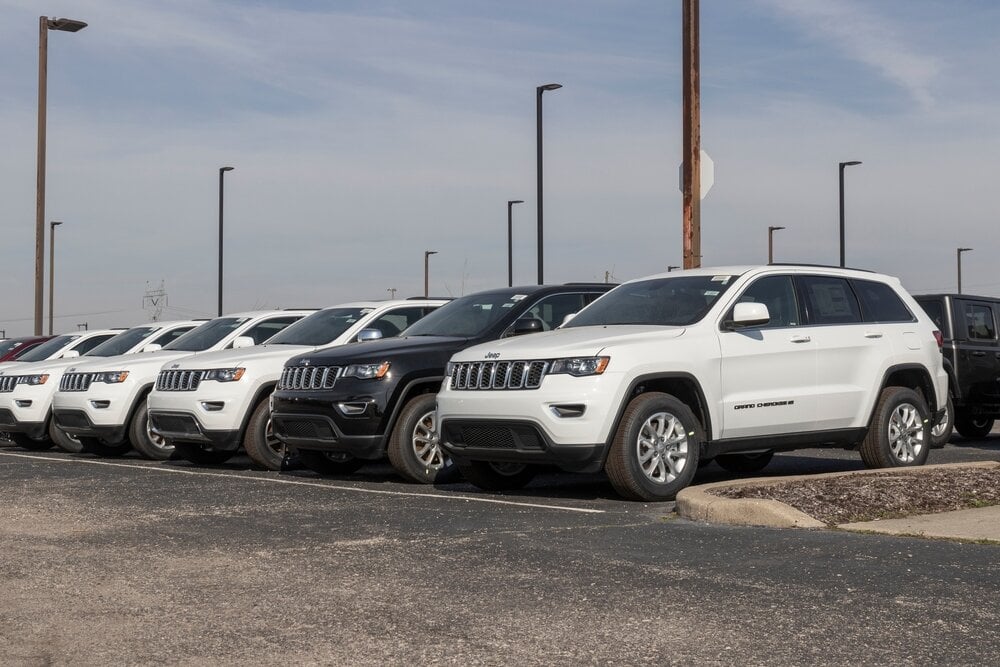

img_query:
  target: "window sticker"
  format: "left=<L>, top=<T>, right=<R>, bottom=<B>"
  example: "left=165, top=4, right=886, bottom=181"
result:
left=705, top=290, right=719, bottom=297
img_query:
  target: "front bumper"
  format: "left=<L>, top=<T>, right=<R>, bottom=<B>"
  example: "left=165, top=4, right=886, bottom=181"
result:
left=0, top=408, right=47, bottom=439
left=52, top=408, right=128, bottom=443
left=439, top=418, right=606, bottom=473
left=147, top=410, right=243, bottom=451
left=269, top=387, right=391, bottom=459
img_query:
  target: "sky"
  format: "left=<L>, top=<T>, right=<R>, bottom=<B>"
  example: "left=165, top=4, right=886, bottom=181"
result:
left=2, top=0, right=1000, bottom=335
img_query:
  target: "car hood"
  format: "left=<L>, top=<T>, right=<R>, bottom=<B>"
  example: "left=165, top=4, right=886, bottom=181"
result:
left=0, top=356, right=83, bottom=376
left=286, top=335, right=468, bottom=366
left=162, top=344, right=314, bottom=370
left=62, top=349, right=196, bottom=375
left=451, top=325, right=686, bottom=362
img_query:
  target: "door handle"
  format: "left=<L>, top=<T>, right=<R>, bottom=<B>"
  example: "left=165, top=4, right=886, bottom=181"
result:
left=789, top=335, right=811, bottom=343
left=864, top=332, right=883, bottom=339
left=971, top=351, right=986, bottom=357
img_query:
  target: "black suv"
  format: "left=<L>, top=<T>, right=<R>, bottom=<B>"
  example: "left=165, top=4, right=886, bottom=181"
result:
left=915, top=293, right=1000, bottom=444
left=271, top=284, right=612, bottom=482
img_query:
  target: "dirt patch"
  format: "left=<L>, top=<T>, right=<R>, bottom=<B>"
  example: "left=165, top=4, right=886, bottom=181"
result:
left=711, top=467, right=1000, bottom=526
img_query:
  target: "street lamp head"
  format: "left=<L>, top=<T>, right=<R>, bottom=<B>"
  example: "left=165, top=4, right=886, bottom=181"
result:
left=425, top=250, right=438, bottom=256
left=958, top=247, right=973, bottom=253
left=768, top=225, right=785, bottom=232
left=50, top=220, right=63, bottom=227
left=46, top=17, right=87, bottom=32
left=508, top=200, right=524, bottom=205
left=538, top=83, right=563, bottom=92
left=220, top=166, right=234, bottom=173
left=840, top=160, right=862, bottom=168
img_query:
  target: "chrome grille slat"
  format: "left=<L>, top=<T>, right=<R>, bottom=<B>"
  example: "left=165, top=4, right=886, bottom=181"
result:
left=0, top=376, right=20, bottom=393
left=60, top=372, right=95, bottom=392
left=156, top=369, right=206, bottom=392
left=278, top=365, right=342, bottom=391
left=449, top=360, right=548, bottom=391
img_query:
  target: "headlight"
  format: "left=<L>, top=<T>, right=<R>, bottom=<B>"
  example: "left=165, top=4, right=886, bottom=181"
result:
left=342, top=362, right=391, bottom=379
left=548, top=356, right=610, bottom=377
left=95, top=371, right=129, bottom=384
left=19, top=374, right=49, bottom=386
left=203, top=367, right=246, bottom=382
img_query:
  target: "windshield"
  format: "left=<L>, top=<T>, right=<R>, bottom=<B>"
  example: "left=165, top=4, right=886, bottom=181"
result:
left=15, top=334, right=80, bottom=362
left=266, top=308, right=369, bottom=346
left=86, top=327, right=158, bottom=357
left=163, top=317, right=247, bottom=352
left=0, top=340, right=25, bottom=357
left=403, top=291, right=527, bottom=338
left=565, top=276, right=738, bottom=327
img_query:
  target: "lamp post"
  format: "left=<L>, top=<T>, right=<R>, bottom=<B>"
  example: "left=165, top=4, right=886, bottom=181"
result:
left=387, top=288, right=397, bottom=299
left=424, top=250, right=437, bottom=298
left=35, top=16, right=87, bottom=335
left=507, top=199, right=524, bottom=287
left=838, top=160, right=862, bottom=267
left=957, top=247, right=972, bottom=294
left=48, top=220, right=63, bottom=334
left=218, top=166, right=234, bottom=316
left=536, top=83, right=562, bottom=285
left=768, top=225, right=785, bottom=264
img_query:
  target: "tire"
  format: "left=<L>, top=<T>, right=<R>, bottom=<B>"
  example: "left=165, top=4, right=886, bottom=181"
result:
left=387, top=394, right=459, bottom=484
left=171, top=442, right=235, bottom=465
left=715, top=450, right=774, bottom=473
left=929, top=395, right=954, bottom=448
left=456, top=460, right=539, bottom=492
left=297, top=449, right=365, bottom=476
left=859, top=386, right=930, bottom=469
left=129, top=399, right=175, bottom=461
left=954, top=412, right=994, bottom=440
left=605, top=392, right=701, bottom=501
left=244, top=398, right=285, bottom=471
left=77, top=436, right=132, bottom=457
left=7, top=431, right=54, bottom=451
left=49, top=420, right=83, bottom=453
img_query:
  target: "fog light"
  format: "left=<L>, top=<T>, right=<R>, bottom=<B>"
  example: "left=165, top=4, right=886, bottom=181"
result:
left=550, top=404, right=586, bottom=418
left=337, top=402, right=369, bottom=416
left=14, top=400, right=32, bottom=408
left=90, top=400, right=110, bottom=409
left=200, top=401, right=225, bottom=412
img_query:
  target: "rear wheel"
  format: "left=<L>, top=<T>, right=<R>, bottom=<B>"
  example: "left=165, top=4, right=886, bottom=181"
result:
left=244, top=398, right=285, bottom=471
left=456, top=460, right=538, bottom=491
left=929, top=395, right=954, bottom=447
left=954, top=412, right=994, bottom=440
left=129, top=399, right=175, bottom=460
left=7, top=432, right=54, bottom=451
left=715, top=450, right=774, bottom=473
left=387, top=394, right=459, bottom=484
left=172, top=442, right=235, bottom=465
left=298, top=449, right=365, bottom=476
left=859, top=387, right=930, bottom=468
left=78, top=436, right=132, bottom=457
left=49, top=420, right=83, bottom=453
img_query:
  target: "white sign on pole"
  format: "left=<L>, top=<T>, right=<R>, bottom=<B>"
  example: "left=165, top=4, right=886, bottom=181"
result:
left=678, top=149, right=715, bottom=200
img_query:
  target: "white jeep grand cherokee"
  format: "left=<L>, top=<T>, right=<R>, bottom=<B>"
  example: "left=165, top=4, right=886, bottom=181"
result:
left=436, top=266, right=948, bottom=501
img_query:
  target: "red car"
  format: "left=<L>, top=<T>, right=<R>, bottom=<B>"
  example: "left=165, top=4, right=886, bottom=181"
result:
left=0, top=336, right=53, bottom=363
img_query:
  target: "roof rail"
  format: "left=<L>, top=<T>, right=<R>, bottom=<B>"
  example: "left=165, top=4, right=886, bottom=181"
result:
left=407, top=296, right=453, bottom=300
left=766, top=263, right=874, bottom=273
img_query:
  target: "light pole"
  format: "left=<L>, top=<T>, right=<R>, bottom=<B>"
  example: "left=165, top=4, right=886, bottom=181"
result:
left=838, top=160, right=862, bottom=267
left=507, top=199, right=524, bottom=287
left=424, top=250, right=437, bottom=298
left=768, top=225, right=785, bottom=264
left=218, top=166, right=234, bottom=316
left=48, top=220, right=63, bottom=334
left=536, top=83, right=562, bottom=285
left=35, top=16, right=87, bottom=335
left=957, top=247, right=972, bottom=294
left=387, top=288, right=397, bottom=299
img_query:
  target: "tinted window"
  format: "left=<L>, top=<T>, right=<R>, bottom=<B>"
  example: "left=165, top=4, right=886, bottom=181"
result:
left=917, top=299, right=946, bottom=333
left=566, top=276, right=737, bottom=328
left=963, top=303, right=996, bottom=340
left=152, top=326, right=196, bottom=346
left=368, top=306, right=434, bottom=338
left=853, top=280, right=914, bottom=323
left=87, top=327, right=158, bottom=357
left=520, top=293, right=590, bottom=331
left=727, top=275, right=799, bottom=328
left=267, top=308, right=369, bottom=346
left=164, top=318, right=248, bottom=352
left=0, top=340, right=24, bottom=357
left=798, top=276, right=862, bottom=325
left=16, top=335, right=80, bottom=362
left=71, top=334, right=116, bottom=355
left=405, top=291, right=537, bottom=338
left=242, top=316, right=303, bottom=345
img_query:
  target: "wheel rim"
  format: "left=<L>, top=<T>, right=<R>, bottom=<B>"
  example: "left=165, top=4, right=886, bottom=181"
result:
left=931, top=403, right=950, bottom=438
left=411, top=409, right=450, bottom=471
left=146, top=422, right=172, bottom=452
left=888, top=402, right=925, bottom=463
left=636, top=411, right=689, bottom=484
left=264, top=417, right=283, bottom=456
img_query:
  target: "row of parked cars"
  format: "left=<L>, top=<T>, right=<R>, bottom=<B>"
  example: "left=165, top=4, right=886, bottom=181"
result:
left=2, top=264, right=997, bottom=501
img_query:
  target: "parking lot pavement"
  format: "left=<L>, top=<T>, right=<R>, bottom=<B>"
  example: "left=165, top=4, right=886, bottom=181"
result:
left=1, top=441, right=999, bottom=665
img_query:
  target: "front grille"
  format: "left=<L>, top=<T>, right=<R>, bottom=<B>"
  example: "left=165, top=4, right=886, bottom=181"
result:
left=449, top=361, right=548, bottom=390
left=156, top=369, right=206, bottom=392
left=60, top=372, right=95, bottom=392
left=149, top=413, right=202, bottom=437
left=279, top=366, right=342, bottom=391
left=0, top=376, right=20, bottom=393
left=443, top=421, right=544, bottom=450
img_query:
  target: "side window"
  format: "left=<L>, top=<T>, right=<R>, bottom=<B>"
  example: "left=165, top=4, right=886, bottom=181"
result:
left=71, top=334, right=116, bottom=355
left=152, top=326, right=195, bottom=346
left=962, top=303, right=997, bottom=341
left=523, top=293, right=589, bottom=331
left=852, top=279, right=914, bottom=323
left=798, top=276, right=862, bottom=325
left=917, top=299, right=945, bottom=331
left=244, top=316, right=302, bottom=345
left=368, top=307, right=429, bottom=338
left=727, top=275, right=798, bottom=328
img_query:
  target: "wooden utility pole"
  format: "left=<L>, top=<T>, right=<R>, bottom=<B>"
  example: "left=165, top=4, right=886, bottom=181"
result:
left=681, top=0, right=701, bottom=269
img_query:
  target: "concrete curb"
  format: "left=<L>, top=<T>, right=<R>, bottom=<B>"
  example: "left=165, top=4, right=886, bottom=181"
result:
left=675, top=461, right=1000, bottom=529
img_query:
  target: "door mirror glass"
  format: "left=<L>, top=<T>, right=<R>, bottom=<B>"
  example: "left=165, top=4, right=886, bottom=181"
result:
left=357, top=328, right=383, bottom=342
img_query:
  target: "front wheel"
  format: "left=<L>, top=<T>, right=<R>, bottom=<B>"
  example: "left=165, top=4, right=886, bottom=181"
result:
left=715, top=450, right=774, bottom=473
left=859, top=386, right=930, bottom=468
left=929, top=395, right=954, bottom=447
left=129, top=400, right=175, bottom=460
left=49, top=420, right=83, bottom=453
left=604, top=392, right=701, bottom=501
left=387, top=394, right=459, bottom=484
left=297, top=449, right=365, bottom=476
left=7, top=432, right=54, bottom=451
left=244, top=398, right=285, bottom=471
left=456, top=460, right=538, bottom=491
left=954, top=412, right=994, bottom=440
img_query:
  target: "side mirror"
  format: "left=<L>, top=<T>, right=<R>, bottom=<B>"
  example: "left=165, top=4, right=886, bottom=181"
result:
left=560, top=312, right=577, bottom=327
left=231, top=336, right=256, bottom=349
left=728, top=302, right=770, bottom=329
left=141, top=343, right=162, bottom=353
left=61, top=350, right=80, bottom=358
left=357, top=328, right=383, bottom=342
left=512, top=317, right=545, bottom=336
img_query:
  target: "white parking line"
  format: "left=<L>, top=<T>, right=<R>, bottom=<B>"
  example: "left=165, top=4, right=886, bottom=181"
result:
left=0, top=451, right=605, bottom=514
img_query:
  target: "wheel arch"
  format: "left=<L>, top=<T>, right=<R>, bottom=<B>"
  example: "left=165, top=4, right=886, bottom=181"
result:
left=873, top=363, right=939, bottom=418
left=237, top=381, right=278, bottom=444
left=378, top=376, right=444, bottom=450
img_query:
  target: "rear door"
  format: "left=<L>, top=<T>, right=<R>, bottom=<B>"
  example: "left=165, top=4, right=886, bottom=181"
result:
left=952, top=299, right=1000, bottom=406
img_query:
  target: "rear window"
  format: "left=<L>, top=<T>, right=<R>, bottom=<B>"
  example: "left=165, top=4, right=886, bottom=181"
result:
left=852, top=279, right=914, bottom=323
left=798, top=276, right=862, bottom=325
left=916, top=299, right=947, bottom=334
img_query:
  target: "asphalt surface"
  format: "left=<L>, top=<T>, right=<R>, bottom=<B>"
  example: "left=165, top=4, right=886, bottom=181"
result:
left=1, top=437, right=999, bottom=665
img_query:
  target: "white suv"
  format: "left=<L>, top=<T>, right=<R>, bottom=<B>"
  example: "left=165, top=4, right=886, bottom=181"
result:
left=0, top=321, right=200, bottom=453
left=52, top=311, right=312, bottom=460
left=147, top=299, right=446, bottom=468
left=0, top=329, right=124, bottom=374
left=437, top=266, right=948, bottom=501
